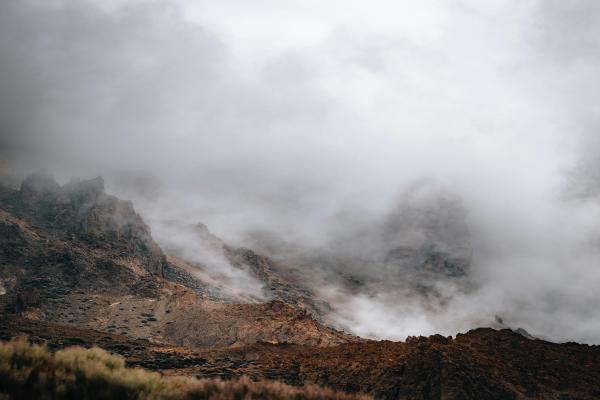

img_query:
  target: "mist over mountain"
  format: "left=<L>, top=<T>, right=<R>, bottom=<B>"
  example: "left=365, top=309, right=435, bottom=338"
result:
left=3, top=171, right=600, bottom=399
left=2, top=0, right=600, bottom=349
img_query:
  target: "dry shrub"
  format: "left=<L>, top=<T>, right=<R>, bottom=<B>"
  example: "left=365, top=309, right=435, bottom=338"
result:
left=0, top=338, right=371, bottom=400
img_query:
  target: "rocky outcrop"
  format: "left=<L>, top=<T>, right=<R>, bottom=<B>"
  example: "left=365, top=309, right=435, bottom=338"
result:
left=11, top=174, right=166, bottom=276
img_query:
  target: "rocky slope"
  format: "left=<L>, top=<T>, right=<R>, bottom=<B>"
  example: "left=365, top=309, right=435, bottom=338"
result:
left=158, top=221, right=334, bottom=320
left=0, top=174, right=355, bottom=347
left=2, top=174, right=600, bottom=399
left=2, top=317, right=599, bottom=400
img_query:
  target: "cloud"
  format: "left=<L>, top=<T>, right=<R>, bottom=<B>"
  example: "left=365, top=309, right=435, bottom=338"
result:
left=2, top=0, right=600, bottom=343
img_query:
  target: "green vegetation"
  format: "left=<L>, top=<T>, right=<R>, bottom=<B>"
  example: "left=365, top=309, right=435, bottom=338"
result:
left=0, top=338, right=370, bottom=400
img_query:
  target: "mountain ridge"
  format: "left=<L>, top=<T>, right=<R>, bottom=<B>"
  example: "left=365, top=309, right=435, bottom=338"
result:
left=0, top=174, right=355, bottom=347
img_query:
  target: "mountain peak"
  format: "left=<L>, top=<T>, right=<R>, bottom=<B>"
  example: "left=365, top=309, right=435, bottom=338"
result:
left=10, top=174, right=165, bottom=277
left=19, top=173, right=60, bottom=204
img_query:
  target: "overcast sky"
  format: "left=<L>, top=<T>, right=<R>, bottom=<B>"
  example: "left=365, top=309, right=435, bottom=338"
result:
left=1, top=0, right=600, bottom=342
left=1, top=0, right=595, bottom=241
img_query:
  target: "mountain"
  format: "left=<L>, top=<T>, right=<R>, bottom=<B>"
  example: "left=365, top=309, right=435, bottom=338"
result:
left=0, top=174, right=354, bottom=347
left=243, top=180, right=474, bottom=331
left=1, top=174, right=600, bottom=399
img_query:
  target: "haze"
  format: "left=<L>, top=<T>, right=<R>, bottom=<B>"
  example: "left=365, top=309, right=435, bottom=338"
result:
left=1, top=0, right=600, bottom=343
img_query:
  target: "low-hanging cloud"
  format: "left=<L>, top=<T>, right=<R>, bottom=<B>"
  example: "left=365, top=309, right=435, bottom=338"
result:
left=2, top=0, right=600, bottom=343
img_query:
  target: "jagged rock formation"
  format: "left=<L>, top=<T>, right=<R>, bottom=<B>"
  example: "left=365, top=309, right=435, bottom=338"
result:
left=0, top=175, right=356, bottom=347
left=5, top=173, right=166, bottom=276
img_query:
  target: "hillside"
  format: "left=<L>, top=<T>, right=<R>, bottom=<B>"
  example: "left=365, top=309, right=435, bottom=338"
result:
left=2, top=317, right=599, bottom=399
left=1, top=174, right=600, bottom=399
left=0, top=174, right=354, bottom=347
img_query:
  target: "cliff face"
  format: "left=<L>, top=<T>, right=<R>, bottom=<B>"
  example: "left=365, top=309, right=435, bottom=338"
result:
left=7, top=174, right=166, bottom=276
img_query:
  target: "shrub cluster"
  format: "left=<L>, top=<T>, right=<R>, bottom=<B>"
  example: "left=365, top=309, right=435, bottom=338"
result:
left=0, top=338, right=370, bottom=400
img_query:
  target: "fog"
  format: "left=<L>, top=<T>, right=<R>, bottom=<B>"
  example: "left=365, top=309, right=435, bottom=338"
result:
left=1, top=0, right=600, bottom=343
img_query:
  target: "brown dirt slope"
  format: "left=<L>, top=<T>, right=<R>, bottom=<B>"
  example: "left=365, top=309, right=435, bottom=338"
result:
left=2, top=317, right=599, bottom=400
